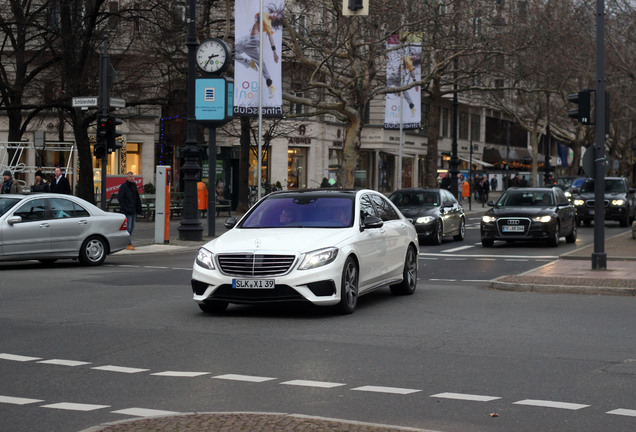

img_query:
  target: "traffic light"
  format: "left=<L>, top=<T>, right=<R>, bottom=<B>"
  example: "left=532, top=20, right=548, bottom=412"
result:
left=106, top=115, right=123, bottom=152
left=94, top=116, right=109, bottom=158
left=567, top=90, right=591, bottom=124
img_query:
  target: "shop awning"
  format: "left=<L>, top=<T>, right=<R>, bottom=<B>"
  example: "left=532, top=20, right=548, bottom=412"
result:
left=483, top=148, right=503, bottom=164
left=458, top=155, right=494, bottom=167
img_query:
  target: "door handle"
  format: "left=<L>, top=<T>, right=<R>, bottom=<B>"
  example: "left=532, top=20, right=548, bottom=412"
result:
left=39, top=223, right=50, bottom=228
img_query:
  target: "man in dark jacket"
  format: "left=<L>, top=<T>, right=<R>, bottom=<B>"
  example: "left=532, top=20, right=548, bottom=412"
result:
left=1, top=170, right=20, bottom=194
left=118, top=171, right=143, bottom=250
left=50, top=167, right=71, bottom=194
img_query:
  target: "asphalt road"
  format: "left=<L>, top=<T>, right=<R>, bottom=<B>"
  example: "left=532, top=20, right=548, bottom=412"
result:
left=1, top=220, right=635, bottom=432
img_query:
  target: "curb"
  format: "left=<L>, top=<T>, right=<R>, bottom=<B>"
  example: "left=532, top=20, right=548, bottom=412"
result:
left=489, top=279, right=636, bottom=296
left=79, top=412, right=441, bottom=432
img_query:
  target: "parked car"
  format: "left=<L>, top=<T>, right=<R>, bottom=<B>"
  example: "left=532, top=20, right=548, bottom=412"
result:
left=191, top=189, right=419, bottom=315
left=388, top=188, right=465, bottom=245
left=480, top=187, right=577, bottom=247
left=571, top=177, right=636, bottom=227
left=0, top=193, right=129, bottom=265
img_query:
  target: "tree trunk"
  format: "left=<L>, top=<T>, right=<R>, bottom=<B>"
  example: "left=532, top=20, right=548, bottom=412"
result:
left=337, top=116, right=362, bottom=188
left=236, top=117, right=251, bottom=212
left=425, top=80, right=442, bottom=187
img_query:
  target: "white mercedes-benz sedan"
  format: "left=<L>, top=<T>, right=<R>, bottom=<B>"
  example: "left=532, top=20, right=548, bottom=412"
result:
left=191, top=189, right=419, bottom=314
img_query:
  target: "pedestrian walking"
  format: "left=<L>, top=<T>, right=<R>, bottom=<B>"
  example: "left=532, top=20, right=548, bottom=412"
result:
left=1, top=170, right=20, bottom=194
left=31, top=170, right=50, bottom=193
left=118, top=171, right=143, bottom=250
left=481, top=176, right=490, bottom=206
left=50, top=167, right=71, bottom=194
left=462, top=178, right=470, bottom=204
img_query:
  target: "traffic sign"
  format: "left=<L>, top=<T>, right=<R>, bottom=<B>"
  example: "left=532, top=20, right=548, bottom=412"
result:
left=110, top=98, right=126, bottom=108
left=72, top=97, right=98, bottom=107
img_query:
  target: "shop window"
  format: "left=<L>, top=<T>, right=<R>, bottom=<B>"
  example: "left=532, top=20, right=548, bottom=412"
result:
left=288, top=147, right=307, bottom=189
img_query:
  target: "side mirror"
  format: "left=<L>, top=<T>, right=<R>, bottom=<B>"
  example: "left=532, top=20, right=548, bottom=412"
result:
left=360, top=215, right=383, bottom=231
left=223, top=216, right=238, bottom=229
left=7, top=216, right=22, bottom=225
left=486, top=200, right=495, bottom=207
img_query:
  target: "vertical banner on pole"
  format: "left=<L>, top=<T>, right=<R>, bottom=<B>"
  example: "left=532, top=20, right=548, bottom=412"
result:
left=384, top=33, right=422, bottom=130
left=234, top=0, right=284, bottom=117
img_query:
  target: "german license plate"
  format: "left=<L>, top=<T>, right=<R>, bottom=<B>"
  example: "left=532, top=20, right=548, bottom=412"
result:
left=232, top=279, right=275, bottom=289
left=502, top=225, right=524, bottom=233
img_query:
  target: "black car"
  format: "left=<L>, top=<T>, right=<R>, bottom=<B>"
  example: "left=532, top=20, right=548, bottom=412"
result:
left=389, top=188, right=465, bottom=245
left=571, top=177, right=636, bottom=227
left=480, top=187, right=577, bottom=247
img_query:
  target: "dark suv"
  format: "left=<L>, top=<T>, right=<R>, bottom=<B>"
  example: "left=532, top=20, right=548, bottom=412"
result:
left=572, top=177, right=636, bottom=227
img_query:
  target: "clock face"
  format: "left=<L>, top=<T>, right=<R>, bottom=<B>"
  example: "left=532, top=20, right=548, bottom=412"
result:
left=196, top=39, right=230, bottom=74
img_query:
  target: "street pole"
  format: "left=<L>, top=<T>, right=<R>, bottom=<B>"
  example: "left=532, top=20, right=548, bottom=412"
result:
left=592, top=0, right=606, bottom=270
left=468, top=139, right=472, bottom=211
left=449, top=60, right=459, bottom=199
left=208, top=127, right=216, bottom=238
left=544, top=92, right=551, bottom=186
left=99, top=37, right=109, bottom=210
left=178, top=0, right=203, bottom=241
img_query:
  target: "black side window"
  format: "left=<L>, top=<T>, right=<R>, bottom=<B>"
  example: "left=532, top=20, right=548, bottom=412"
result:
left=370, top=194, right=399, bottom=221
left=14, top=198, right=47, bottom=222
left=360, top=194, right=376, bottom=221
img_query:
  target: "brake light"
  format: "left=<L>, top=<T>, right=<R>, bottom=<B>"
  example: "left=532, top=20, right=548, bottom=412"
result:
left=120, top=220, right=128, bottom=231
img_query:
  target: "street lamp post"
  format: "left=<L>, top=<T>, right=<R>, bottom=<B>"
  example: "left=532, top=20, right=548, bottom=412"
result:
left=178, top=0, right=203, bottom=241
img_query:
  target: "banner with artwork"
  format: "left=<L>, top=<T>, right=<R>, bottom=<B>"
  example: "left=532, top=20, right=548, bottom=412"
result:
left=384, top=33, right=422, bottom=129
left=234, top=0, right=284, bottom=117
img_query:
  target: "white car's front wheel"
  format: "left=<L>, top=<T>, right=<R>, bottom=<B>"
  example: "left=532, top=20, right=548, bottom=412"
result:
left=337, top=257, right=358, bottom=315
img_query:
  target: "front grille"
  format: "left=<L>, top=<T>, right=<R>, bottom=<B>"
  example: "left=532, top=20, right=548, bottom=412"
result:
left=217, top=253, right=296, bottom=277
left=211, top=284, right=305, bottom=303
left=585, top=199, right=609, bottom=208
left=496, top=217, right=531, bottom=236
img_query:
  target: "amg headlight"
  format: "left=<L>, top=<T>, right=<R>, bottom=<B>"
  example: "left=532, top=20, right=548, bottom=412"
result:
left=573, top=199, right=585, bottom=206
left=482, top=215, right=496, bottom=223
left=533, top=215, right=552, bottom=223
left=195, top=248, right=215, bottom=270
left=415, top=216, right=435, bottom=224
left=611, top=199, right=625, bottom=206
left=298, top=247, right=338, bottom=270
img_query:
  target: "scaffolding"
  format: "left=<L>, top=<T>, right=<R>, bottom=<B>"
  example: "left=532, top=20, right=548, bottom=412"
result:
left=0, top=141, right=76, bottom=192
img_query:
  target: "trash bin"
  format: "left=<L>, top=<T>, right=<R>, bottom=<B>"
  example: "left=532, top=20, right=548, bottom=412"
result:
left=197, top=182, right=208, bottom=213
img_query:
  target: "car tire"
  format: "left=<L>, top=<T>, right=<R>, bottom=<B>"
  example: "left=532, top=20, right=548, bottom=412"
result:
left=390, top=245, right=418, bottom=295
left=547, top=223, right=560, bottom=247
left=198, top=300, right=228, bottom=314
left=565, top=222, right=577, bottom=243
left=431, top=221, right=443, bottom=245
left=336, top=256, right=358, bottom=315
left=453, top=218, right=465, bottom=241
left=481, top=238, right=494, bottom=247
left=79, top=236, right=107, bottom=266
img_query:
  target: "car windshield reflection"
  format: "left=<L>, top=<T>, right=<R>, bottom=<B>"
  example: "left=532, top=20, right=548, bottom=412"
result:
left=497, top=191, right=553, bottom=207
left=0, top=197, right=21, bottom=217
left=580, top=179, right=626, bottom=194
left=241, top=196, right=354, bottom=228
left=391, top=192, right=439, bottom=207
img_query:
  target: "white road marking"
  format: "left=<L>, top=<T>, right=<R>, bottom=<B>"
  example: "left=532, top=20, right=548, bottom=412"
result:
left=431, top=392, right=501, bottom=402
left=419, top=253, right=559, bottom=259
left=0, top=353, right=41, bottom=362
left=213, top=374, right=276, bottom=383
left=352, top=386, right=421, bottom=395
left=92, top=365, right=149, bottom=374
left=607, top=408, right=636, bottom=417
left=443, top=245, right=475, bottom=253
left=41, top=402, right=110, bottom=411
left=144, top=266, right=169, bottom=269
left=0, top=395, right=43, bottom=405
left=513, top=399, right=590, bottom=410
left=37, top=359, right=90, bottom=367
left=430, top=279, right=456, bottom=282
left=151, top=371, right=210, bottom=377
left=112, top=407, right=182, bottom=417
left=281, top=380, right=346, bottom=388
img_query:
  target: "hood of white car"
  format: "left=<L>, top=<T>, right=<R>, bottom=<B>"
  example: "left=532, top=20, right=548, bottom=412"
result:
left=202, top=228, right=353, bottom=254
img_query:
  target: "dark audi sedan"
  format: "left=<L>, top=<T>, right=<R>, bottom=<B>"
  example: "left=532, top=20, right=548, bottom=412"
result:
left=480, top=187, right=577, bottom=247
left=389, top=188, right=465, bottom=245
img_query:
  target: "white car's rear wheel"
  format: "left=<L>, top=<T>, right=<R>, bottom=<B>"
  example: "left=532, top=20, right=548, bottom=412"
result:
left=390, top=245, right=418, bottom=295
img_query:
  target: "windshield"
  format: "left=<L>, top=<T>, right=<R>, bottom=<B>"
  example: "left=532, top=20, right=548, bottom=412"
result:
left=241, top=195, right=354, bottom=228
left=497, top=190, right=553, bottom=207
left=580, top=179, right=626, bottom=194
left=390, top=191, right=439, bottom=207
left=0, top=197, right=21, bottom=217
